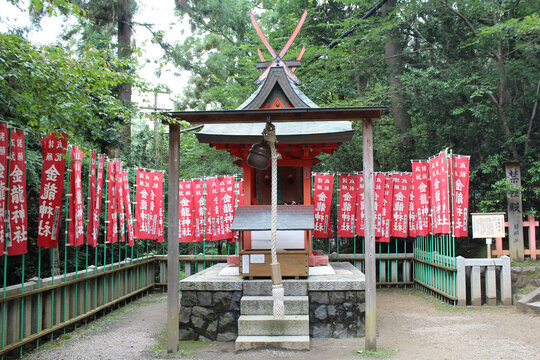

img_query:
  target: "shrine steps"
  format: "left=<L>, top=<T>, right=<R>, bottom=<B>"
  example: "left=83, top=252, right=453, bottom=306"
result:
left=235, top=295, right=310, bottom=351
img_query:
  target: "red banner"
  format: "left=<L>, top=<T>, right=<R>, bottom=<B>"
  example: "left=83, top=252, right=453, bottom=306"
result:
left=313, top=174, right=334, bottom=238
left=429, top=152, right=451, bottom=234
left=86, top=152, right=97, bottom=246
left=205, top=177, right=220, bottom=241
left=7, top=130, right=27, bottom=255
left=179, top=180, right=194, bottom=243
left=152, top=172, right=165, bottom=242
left=116, top=162, right=126, bottom=243
left=377, top=175, right=393, bottom=243
left=412, top=161, right=431, bottom=236
left=236, top=179, right=244, bottom=207
left=134, top=169, right=151, bottom=239
left=0, top=124, right=8, bottom=254
left=90, top=155, right=105, bottom=247
left=37, top=133, right=67, bottom=248
left=356, top=174, right=365, bottom=237
left=408, top=179, right=417, bottom=238
left=374, top=173, right=386, bottom=238
left=390, top=173, right=411, bottom=238
left=221, top=176, right=236, bottom=240
left=68, top=147, right=84, bottom=247
left=192, top=179, right=205, bottom=242
left=453, top=155, right=470, bottom=237
left=338, top=174, right=358, bottom=238
left=122, top=171, right=135, bottom=246
left=232, top=179, right=243, bottom=242
left=106, top=160, right=118, bottom=243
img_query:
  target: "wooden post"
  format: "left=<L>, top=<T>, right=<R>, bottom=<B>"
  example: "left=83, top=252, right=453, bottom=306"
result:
left=167, top=123, right=180, bottom=353
left=505, top=162, right=524, bottom=261
left=456, top=256, right=466, bottom=306
left=529, top=216, right=537, bottom=261
left=362, top=119, right=376, bottom=351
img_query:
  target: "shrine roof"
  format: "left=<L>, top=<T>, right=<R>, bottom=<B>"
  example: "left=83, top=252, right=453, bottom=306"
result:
left=195, top=120, right=355, bottom=144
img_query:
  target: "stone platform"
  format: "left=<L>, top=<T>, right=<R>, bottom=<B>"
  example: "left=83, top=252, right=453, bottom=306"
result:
left=179, top=262, right=365, bottom=342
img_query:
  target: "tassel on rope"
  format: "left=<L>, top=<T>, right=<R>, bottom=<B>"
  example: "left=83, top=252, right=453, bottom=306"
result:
left=263, top=122, right=285, bottom=318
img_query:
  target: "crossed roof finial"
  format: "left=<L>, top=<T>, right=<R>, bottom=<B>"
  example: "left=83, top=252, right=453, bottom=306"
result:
left=249, top=9, right=307, bottom=85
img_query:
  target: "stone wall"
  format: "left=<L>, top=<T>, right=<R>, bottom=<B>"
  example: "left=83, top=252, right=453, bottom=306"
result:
left=309, top=290, right=365, bottom=338
left=511, top=265, right=540, bottom=293
left=179, top=290, right=242, bottom=342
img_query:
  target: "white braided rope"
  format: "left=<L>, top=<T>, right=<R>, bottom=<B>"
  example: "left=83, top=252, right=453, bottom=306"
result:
left=264, top=123, right=284, bottom=318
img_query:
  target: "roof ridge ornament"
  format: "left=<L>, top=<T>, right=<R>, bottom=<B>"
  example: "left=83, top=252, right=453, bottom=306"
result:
left=249, top=9, right=307, bottom=85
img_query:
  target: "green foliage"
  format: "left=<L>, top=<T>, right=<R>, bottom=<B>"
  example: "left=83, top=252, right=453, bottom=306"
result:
left=0, top=33, right=138, bottom=146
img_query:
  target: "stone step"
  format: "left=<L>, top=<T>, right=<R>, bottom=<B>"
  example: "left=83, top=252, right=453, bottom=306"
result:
left=238, top=315, right=309, bottom=336
left=243, top=280, right=307, bottom=296
left=526, top=301, right=540, bottom=315
left=241, top=296, right=309, bottom=315
left=235, top=335, right=310, bottom=351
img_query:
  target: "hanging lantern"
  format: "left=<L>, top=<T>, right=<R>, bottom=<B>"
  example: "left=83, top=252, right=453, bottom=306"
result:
left=247, top=141, right=271, bottom=170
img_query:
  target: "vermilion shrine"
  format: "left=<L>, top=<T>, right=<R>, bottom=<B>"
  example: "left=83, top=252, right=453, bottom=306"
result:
left=165, top=10, right=384, bottom=352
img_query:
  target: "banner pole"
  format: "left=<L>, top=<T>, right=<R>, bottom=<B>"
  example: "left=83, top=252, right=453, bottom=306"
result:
left=103, top=159, right=109, bottom=306
left=36, top=247, right=41, bottom=348
left=62, top=147, right=72, bottom=332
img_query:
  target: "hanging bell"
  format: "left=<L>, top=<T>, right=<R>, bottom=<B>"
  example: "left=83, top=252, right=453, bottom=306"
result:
left=247, top=141, right=271, bottom=170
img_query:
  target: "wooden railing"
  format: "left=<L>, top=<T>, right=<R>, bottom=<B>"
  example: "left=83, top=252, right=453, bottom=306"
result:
left=493, top=216, right=539, bottom=260
left=1, top=255, right=155, bottom=356
left=456, top=256, right=512, bottom=306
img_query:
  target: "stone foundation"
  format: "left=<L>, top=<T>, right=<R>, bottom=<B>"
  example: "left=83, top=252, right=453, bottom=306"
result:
left=179, top=290, right=242, bottom=342
left=179, top=263, right=365, bottom=342
left=309, top=290, right=365, bottom=338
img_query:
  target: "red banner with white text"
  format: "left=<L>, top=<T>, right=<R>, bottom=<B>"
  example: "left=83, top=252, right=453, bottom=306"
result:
left=378, top=175, right=393, bottom=242
left=116, top=162, right=126, bottom=243
left=152, top=172, right=165, bottom=242
left=89, top=155, right=105, bottom=247
left=205, top=177, right=220, bottom=241
left=37, top=133, right=67, bottom=248
left=452, top=155, right=470, bottom=237
left=86, top=152, right=97, bottom=246
left=338, top=174, right=358, bottom=238
left=7, top=130, right=28, bottom=255
left=134, top=169, right=150, bottom=239
left=192, top=179, right=205, bottom=242
left=68, top=147, right=84, bottom=246
left=0, top=124, right=8, bottom=255
left=220, top=176, right=236, bottom=240
left=179, top=180, right=195, bottom=243
left=106, top=160, right=118, bottom=243
left=122, top=171, right=135, bottom=246
left=408, top=179, right=417, bottom=238
left=429, top=152, right=451, bottom=234
left=355, top=174, right=365, bottom=237
left=313, top=174, right=334, bottom=238
left=412, top=161, right=431, bottom=236
left=390, top=173, right=410, bottom=238
left=374, top=173, right=386, bottom=238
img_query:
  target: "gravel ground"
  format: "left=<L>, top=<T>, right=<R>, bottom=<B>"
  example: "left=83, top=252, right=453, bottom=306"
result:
left=24, top=289, right=540, bottom=360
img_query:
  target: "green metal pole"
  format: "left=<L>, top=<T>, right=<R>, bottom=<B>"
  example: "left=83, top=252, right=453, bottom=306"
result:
left=19, top=254, right=25, bottom=358
left=103, top=159, right=109, bottom=306
left=75, top=246, right=79, bottom=325
left=63, top=147, right=71, bottom=331
left=2, top=256, right=7, bottom=352
left=36, top=247, right=41, bottom=348
left=336, top=174, right=340, bottom=260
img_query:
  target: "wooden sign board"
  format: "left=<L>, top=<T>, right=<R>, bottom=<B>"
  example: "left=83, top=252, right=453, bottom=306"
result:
left=471, top=212, right=505, bottom=238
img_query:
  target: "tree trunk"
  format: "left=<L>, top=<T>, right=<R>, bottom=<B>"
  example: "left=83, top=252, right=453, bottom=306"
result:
left=49, top=248, right=61, bottom=276
left=382, top=0, right=412, bottom=137
left=117, top=0, right=134, bottom=154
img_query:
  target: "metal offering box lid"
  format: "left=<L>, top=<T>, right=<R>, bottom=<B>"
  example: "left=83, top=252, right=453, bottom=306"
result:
left=231, top=205, right=314, bottom=231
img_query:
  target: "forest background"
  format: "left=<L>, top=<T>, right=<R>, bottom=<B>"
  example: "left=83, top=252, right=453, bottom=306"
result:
left=0, top=0, right=538, bottom=285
